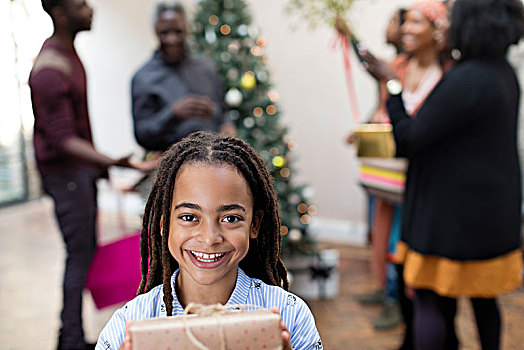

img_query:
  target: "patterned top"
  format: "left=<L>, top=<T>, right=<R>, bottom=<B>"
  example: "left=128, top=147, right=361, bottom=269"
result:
left=96, top=268, right=322, bottom=350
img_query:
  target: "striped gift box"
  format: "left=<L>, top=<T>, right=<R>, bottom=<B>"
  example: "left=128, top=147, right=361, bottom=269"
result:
left=358, top=158, right=408, bottom=194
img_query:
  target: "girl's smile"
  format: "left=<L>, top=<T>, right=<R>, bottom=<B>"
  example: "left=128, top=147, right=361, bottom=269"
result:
left=187, top=249, right=230, bottom=267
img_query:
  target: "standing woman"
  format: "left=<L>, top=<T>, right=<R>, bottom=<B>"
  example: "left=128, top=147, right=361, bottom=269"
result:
left=362, top=0, right=524, bottom=349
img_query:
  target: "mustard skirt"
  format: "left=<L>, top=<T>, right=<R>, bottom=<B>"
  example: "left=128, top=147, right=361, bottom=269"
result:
left=395, top=241, right=523, bottom=298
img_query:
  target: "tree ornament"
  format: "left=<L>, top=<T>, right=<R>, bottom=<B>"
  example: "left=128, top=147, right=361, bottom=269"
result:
left=303, top=186, right=315, bottom=198
left=227, top=68, right=239, bottom=80
left=288, top=229, right=302, bottom=242
left=243, top=117, right=255, bottom=128
left=272, top=156, right=286, bottom=168
left=256, top=70, right=268, bottom=82
left=240, top=72, right=256, bottom=90
left=226, top=109, right=240, bottom=121
left=225, top=88, right=243, bottom=107
left=205, top=26, right=217, bottom=43
left=220, top=52, right=231, bottom=62
left=237, top=24, right=249, bottom=36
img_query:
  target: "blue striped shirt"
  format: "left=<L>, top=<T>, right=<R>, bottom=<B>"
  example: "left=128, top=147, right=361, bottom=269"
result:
left=96, top=268, right=323, bottom=350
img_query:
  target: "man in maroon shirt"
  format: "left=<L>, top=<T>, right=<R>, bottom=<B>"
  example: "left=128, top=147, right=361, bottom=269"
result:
left=29, top=1, right=155, bottom=349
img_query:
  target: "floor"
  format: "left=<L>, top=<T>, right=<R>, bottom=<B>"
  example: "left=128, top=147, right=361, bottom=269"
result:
left=0, top=198, right=523, bottom=350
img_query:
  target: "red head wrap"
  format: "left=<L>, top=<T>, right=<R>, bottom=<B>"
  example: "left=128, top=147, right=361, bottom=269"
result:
left=412, top=0, right=448, bottom=25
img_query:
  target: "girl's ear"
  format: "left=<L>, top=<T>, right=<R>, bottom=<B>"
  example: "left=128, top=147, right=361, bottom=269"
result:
left=250, top=210, right=264, bottom=239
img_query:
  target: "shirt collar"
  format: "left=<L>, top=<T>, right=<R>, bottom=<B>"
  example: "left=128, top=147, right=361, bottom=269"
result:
left=163, top=268, right=252, bottom=316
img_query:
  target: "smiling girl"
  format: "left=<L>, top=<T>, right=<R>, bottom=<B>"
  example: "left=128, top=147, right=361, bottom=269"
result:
left=95, top=132, right=322, bottom=350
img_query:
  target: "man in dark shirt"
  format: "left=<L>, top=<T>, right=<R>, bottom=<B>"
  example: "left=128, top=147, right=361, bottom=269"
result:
left=131, top=2, right=235, bottom=152
left=30, top=1, right=154, bottom=349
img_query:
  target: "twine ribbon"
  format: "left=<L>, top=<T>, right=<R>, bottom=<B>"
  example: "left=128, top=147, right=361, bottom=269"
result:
left=331, top=33, right=362, bottom=124
left=182, top=303, right=267, bottom=350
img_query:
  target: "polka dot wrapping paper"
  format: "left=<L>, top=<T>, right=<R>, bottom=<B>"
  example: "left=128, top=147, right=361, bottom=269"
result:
left=129, top=309, right=283, bottom=350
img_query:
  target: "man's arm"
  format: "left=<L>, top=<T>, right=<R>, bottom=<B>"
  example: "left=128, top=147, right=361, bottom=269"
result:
left=131, top=75, right=179, bottom=150
left=31, top=69, right=155, bottom=171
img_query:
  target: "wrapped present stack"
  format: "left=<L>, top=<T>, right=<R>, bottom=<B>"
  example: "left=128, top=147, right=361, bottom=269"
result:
left=358, top=157, right=408, bottom=204
left=353, top=123, right=408, bottom=204
left=130, top=304, right=283, bottom=350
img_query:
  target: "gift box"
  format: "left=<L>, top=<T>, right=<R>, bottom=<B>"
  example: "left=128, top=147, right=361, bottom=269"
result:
left=353, top=123, right=396, bottom=158
left=130, top=305, right=283, bottom=350
left=358, top=157, right=408, bottom=204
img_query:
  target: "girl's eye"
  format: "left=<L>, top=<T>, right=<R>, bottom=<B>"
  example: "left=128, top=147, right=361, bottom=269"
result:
left=180, top=214, right=197, bottom=222
left=222, top=215, right=241, bottom=224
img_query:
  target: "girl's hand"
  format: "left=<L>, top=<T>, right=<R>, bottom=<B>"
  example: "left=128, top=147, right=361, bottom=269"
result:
left=270, top=307, right=292, bottom=350
left=118, top=320, right=134, bottom=350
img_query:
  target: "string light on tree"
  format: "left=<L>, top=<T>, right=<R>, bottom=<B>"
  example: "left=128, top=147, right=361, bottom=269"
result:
left=297, top=203, right=308, bottom=214
left=308, top=205, right=319, bottom=215
left=300, top=214, right=312, bottom=225
left=268, top=89, right=280, bottom=102
left=280, top=168, right=290, bottom=177
left=208, top=15, right=219, bottom=25
left=253, top=107, right=263, bottom=117
left=251, top=46, right=263, bottom=56
left=287, top=140, right=298, bottom=151
left=220, top=24, right=231, bottom=35
left=256, top=36, right=267, bottom=46
left=266, top=105, right=277, bottom=115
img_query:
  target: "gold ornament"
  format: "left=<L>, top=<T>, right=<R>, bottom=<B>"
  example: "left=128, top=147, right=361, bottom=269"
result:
left=240, top=72, right=256, bottom=90
left=272, top=156, right=286, bottom=168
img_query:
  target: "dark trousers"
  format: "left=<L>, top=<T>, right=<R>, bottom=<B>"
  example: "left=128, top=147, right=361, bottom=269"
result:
left=396, top=264, right=414, bottom=350
left=414, top=289, right=501, bottom=350
left=42, top=170, right=98, bottom=350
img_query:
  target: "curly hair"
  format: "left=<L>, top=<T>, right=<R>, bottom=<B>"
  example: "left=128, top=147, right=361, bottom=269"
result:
left=137, top=132, right=288, bottom=316
left=449, top=0, right=524, bottom=60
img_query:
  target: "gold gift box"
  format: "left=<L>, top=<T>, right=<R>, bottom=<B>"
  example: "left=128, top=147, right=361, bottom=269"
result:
left=129, top=308, right=283, bottom=350
left=353, top=123, right=396, bottom=158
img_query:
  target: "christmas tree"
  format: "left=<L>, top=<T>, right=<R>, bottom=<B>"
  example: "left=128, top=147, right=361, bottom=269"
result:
left=191, top=0, right=317, bottom=256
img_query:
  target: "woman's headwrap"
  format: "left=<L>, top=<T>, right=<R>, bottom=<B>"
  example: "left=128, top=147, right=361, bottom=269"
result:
left=411, top=0, right=448, bottom=26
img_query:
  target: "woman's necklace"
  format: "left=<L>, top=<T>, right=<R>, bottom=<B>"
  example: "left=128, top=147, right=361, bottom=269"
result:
left=404, top=59, right=440, bottom=93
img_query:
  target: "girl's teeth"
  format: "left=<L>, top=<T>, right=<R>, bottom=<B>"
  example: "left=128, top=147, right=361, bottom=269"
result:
left=191, top=251, right=225, bottom=262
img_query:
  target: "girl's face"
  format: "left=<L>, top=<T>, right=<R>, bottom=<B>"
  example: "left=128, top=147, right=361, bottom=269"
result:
left=168, top=163, right=260, bottom=288
left=401, top=9, right=436, bottom=54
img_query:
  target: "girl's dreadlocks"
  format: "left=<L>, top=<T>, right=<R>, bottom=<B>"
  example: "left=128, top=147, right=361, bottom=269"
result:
left=137, top=131, right=289, bottom=316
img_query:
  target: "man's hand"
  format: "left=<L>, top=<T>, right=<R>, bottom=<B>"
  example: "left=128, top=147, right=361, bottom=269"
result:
left=113, top=154, right=160, bottom=172
left=172, top=95, right=215, bottom=120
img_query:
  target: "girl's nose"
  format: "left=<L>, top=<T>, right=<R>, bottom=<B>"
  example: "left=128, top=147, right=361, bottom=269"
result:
left=197, top=222, right=223, bottom=246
